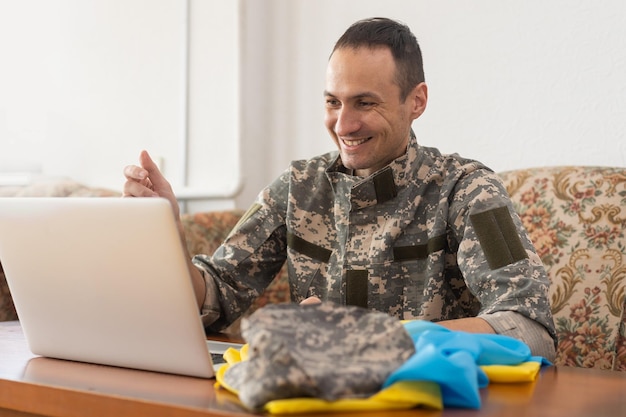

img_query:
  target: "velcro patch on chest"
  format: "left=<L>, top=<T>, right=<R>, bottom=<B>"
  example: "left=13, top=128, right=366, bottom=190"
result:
left=287, top=232, right=332, bottom=263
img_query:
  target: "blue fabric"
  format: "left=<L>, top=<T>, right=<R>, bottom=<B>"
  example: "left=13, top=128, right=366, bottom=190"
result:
left=383, top=321, right=551, bottom=409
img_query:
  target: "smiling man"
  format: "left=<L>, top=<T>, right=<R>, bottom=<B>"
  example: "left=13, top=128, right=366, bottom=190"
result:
left=324, top=40, right=426, bottom=178
left=124, top=17, right=557, bottom=360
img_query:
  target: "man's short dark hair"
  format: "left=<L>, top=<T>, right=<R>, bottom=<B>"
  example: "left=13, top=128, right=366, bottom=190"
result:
left=332, top=17, right=425, bottom=102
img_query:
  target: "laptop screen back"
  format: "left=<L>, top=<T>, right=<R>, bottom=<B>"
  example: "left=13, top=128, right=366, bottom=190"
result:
left=0, top=197, right=215, bottom=378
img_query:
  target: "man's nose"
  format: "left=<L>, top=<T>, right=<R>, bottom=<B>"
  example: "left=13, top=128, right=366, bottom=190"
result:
left=335, top=108, right=361, bottom=136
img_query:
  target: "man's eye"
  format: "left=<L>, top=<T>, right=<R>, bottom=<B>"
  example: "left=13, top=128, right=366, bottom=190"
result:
left=358, top=101, right=375, bottom=108
left=325, top=99, right=340, bottom=107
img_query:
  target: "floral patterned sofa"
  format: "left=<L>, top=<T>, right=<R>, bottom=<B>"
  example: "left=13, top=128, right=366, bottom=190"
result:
left=499, top=166, right=626, bottom=371
left=1, top=166, right=625, bottom=371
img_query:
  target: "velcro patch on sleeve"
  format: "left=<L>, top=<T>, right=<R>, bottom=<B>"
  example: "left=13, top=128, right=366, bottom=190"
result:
left=469, top=206, right=528, bottom=270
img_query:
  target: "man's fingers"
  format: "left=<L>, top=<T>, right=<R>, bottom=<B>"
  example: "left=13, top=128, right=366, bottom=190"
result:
left=139, top=150, right=175, bottom=197
left=139, top=150, right=157, bottom=171
left=300, top=296, right=322, bottom=305
left=139, top=150, right=168, bottom=188
left=122, top=178, right=157, bottom=197
left=123, top=164, right=148, bottom=181
left=122, top=151, right=160, bottom=197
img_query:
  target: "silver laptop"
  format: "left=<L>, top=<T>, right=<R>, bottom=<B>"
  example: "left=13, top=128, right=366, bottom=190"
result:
left=0, top=197, right=242, bottom=378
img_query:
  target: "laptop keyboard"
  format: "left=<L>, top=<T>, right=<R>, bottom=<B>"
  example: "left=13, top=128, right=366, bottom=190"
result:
left=206, top=339, right=244, bottom=369
left=211, top=352, right=226, bottom=365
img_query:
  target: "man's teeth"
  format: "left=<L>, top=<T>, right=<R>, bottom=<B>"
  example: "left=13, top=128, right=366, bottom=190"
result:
left=343, top=137, right=370, bottom=146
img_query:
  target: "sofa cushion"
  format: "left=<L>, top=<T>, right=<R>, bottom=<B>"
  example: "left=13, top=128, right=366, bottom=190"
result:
left=0, top=179, right=120, bottom=198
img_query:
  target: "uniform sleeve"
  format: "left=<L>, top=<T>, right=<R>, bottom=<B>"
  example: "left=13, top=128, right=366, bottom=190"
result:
left=193, top=171, right=291, bottom=332
left=448, top=168, right=557, bottom=351
left=481, top=310, right=556, bottom=361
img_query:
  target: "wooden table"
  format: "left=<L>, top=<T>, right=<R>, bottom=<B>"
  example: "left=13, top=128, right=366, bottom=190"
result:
left=1, top=321, right=625, bottom=417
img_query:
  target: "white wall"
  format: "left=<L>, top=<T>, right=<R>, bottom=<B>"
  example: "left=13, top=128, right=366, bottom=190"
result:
left=237, top=0, right=626, bottom=207
left=0, top=0, right=240, bottom=212
left=2, top=1, right=625, bottom=212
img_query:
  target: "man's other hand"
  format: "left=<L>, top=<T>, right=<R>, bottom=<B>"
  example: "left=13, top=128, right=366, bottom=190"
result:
left=123, top=150, right=180, bottom=219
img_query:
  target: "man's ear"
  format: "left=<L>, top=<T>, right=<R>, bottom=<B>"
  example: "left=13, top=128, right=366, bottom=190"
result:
left=409, top=82, right=428, bottom=120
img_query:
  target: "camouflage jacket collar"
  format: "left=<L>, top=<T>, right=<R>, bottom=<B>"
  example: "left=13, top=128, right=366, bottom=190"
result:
left=326, top=131, right=423, bottom=209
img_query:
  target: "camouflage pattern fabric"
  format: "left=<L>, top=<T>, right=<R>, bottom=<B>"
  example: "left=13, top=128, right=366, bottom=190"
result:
left=222, top=302, right=416, bottom=410
left=194, top=133, right=556, bottom=349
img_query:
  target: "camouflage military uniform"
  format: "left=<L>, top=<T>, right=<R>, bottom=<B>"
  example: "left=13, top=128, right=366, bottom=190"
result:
left=194, top=134, right=556, bottom=358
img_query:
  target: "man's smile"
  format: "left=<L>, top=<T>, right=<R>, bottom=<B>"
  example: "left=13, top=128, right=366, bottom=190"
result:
left=341, top=136, right=373, bottom=148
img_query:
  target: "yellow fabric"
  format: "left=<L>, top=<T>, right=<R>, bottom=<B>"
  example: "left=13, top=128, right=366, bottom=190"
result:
left=214, top=345, right=248, bottom=393
left=223, top=344, right=247, bottom=363
left=265, top=381, right=442, bottom=414
left=215, top=362, right=237, bottom=393
left=480, top=361, right=541, bottom=383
